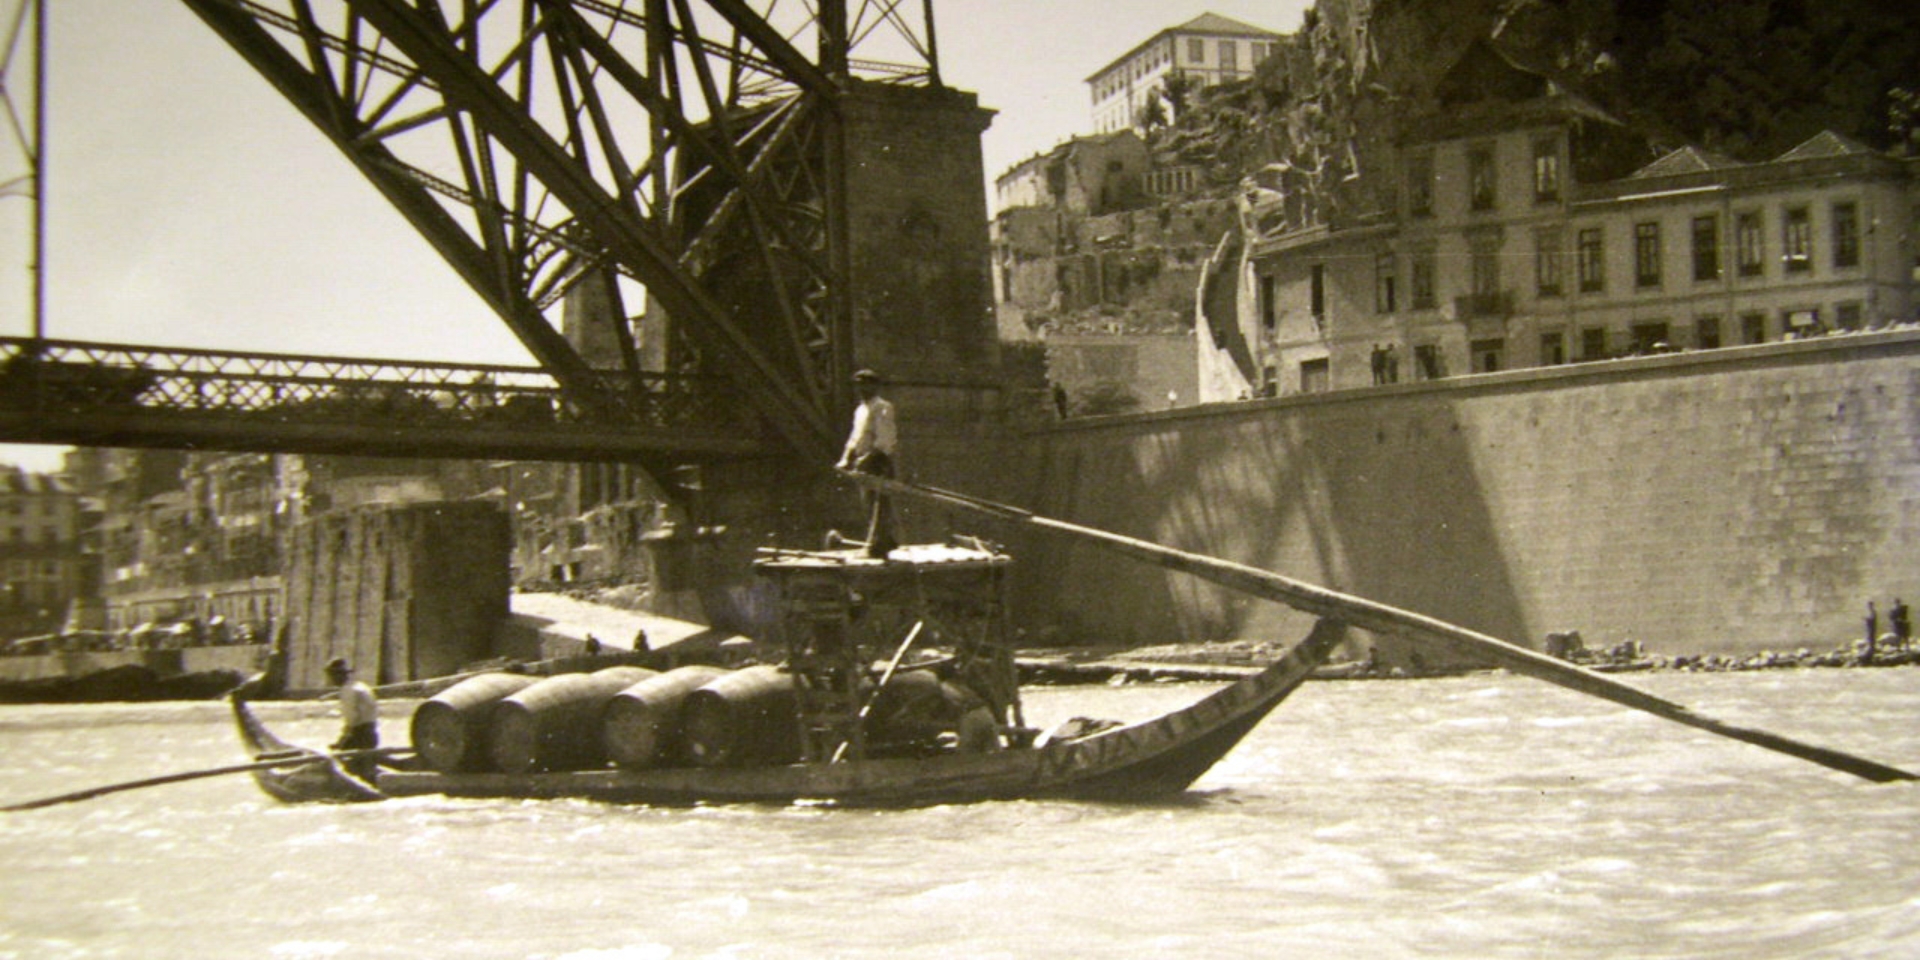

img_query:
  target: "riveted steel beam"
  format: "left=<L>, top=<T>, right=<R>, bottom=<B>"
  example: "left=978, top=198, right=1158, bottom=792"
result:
left=344, top=0, right=836, bottom=459
left=179, top=0, right=626, bottom=421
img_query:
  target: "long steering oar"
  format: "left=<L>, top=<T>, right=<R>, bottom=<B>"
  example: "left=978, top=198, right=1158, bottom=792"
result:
left=1, top=747, right=413, bottom=812
left=846, top=471, right=1918, bottom=783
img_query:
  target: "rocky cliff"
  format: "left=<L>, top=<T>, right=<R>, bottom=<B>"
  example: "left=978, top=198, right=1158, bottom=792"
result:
left=1153, top=0, right=1920, bottom=226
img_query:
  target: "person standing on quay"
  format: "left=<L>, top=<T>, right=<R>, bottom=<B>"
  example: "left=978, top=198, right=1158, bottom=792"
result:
left=1863, top=601, right=1879, bottom=661
left=1891, top=598, right=1911, bottom=651
left=836, top=368, right=900, bottom=559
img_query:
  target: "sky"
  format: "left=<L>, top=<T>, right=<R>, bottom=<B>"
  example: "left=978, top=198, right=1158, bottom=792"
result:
left=0, top=0, right=1310, bottom=473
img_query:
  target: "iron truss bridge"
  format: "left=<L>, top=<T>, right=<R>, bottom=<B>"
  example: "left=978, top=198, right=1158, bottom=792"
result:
left=0, top=337, right=768, bottom=462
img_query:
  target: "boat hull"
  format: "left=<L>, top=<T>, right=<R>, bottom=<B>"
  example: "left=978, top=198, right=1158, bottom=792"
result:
left=371, top=620, right=1347, bottom=807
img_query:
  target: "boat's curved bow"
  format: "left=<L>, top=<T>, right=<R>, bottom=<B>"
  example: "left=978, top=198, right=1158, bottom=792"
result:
left=229, top=684, right=386, bottom=804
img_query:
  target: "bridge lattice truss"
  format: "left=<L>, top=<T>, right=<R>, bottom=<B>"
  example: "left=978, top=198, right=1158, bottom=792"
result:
left=0, top=336, right=756, bottom=461
left=13, top=0, right=942, bottom=461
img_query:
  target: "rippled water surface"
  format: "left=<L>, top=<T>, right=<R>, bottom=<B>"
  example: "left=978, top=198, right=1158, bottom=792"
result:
left=3, top=669, right=1918, bottom=959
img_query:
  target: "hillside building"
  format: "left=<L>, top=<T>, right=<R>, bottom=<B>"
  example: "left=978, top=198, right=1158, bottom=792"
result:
left=991, top=128, right=1237, bottom=414
left=0, top=467, right=90, bottom=638
left=1087, top=13, right=1283, bottom=134
left=1204, top=42, right=1920, bottom=400
left=994, top=130, right=1151, bottom=217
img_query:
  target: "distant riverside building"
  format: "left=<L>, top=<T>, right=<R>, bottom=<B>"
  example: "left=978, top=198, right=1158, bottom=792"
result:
left=994, top=130, right=1150, bottom=221
left=0, top=467, right=89, bottom=638
left=80, top=448, right=506, bottom=632
left=1204, top=41, right=1920, bottom=400
left=990, top=127, right=1235, bottom=414
left=1087, top=12, right=1283, bottom=134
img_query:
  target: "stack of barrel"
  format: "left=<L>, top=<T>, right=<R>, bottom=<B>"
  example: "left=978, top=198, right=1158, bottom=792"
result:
left=408, top=663, right=810, bottom=774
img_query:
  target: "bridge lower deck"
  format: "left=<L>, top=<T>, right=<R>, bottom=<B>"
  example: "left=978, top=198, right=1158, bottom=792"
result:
left=0, top=337, right=768, bottom=462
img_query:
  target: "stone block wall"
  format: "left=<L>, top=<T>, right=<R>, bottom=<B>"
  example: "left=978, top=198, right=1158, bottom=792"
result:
left=283, top=501, right=510, bottom=689
left=997, top=330, right=1920, bottom=659
left=841, top=81, right=998, bottom=386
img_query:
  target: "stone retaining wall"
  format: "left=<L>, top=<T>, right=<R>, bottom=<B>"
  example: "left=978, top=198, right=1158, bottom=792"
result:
left=1000, top=330, right=1920, bottom=660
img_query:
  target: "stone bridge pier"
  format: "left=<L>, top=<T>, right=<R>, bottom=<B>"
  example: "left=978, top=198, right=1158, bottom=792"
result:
left=639, top=81, right=1018, bottom=639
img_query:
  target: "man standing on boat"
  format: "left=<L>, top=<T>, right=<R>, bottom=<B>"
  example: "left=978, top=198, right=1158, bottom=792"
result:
left=326, top=658, right=379, bottom=779
left=836, top=368, right=900, bottom=559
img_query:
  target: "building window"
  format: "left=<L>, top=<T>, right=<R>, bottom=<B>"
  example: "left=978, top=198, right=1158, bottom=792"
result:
left=1406, top=152, right=1434, bottom=218
left=1188, top=38, right=1205, bottom=62
left=1414, top=344, right=1445, bottom=380
left=1299, top=358, right=1329, bottom=393
left=1580, top=326, right=1608, bottom=361
left=1259, top=274, right=1276, bottom=331
left=1633, top=221, right=1662, bottom=288
left=1691, top=214, right=1720, bottom=282
left=1540, top=331, right=1567, bottom=365
left=1310, top=264, right=1327, bottom=328
left=1410, top=248, right=1436, bottom=310
left=1532, top=137, right=1561, bottom=203
left=1467, top=145, right=1496, bottom=211
left=1783, top=206, right=1811, bottom=273
left=1534, top=227, right=1564, bottom=298
left=1695, top=316, right=1722, bottom=349
left=1577, top=228, right=1604, bottom=293
left=1471, top=338, right=1505, bottom=373
left=1630, top=321, right=1670, bottom=354
left=1832, top=201, right=1860, bottom=269
left=1374, top=251, right=1397, bottom=313
left=1219, top=40, right=1237, bottom=71
left=1835, top=301, right=1864, bottom=331
left=1469, top=233, right=1501, bottom=298
left=1736, top=210, right=1764, bottom=277
left=1784, top=307, right=1820, bottom=336
left=1739, top=312, right=1766, bottom=344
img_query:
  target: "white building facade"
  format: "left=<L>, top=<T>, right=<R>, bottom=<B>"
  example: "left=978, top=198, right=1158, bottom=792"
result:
left=1087, top=13, right=1282, bottom=134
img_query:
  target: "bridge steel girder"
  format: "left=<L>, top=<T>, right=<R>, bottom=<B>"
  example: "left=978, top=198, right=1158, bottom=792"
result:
left=179, top=0, right=629, bottom=424
left=699, top=0, right=838, bottom=97
left=0, top=408, right=757, bottom=464
left=170, top=0, right=943, bottom=468
left=0, top=336, right=764, bottom=465
left=341, top=0, right=836, bottom=460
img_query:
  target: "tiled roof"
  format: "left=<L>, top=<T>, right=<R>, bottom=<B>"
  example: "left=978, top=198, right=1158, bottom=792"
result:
left=1086, top=12, right=1283, bottom=82
left=1774, top=129, right=1875, bottom=162
left=1174, top=13, right=1283, bottom=38
left=1630, top=145, right=1747, bottom=179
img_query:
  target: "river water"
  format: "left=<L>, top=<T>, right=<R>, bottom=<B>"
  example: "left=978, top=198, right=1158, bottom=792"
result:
left=2, top=669, right=1917, bottom=960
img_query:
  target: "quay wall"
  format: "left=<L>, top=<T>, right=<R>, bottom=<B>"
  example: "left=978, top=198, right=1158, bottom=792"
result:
left=999, top=330, right=1920, bottom=661
left=284, top=502, right=510, bottom=690
left=0, top=646, right=263, bottom=685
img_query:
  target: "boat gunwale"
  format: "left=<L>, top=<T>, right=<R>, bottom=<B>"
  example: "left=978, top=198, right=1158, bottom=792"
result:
left=362, top=620, right=1345, bottom=807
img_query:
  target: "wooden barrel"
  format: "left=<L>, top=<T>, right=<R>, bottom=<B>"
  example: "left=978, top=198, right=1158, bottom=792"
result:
left=602, top=665, right=730, bottom=769
left=409, top=672, right=543, bottom=773
left=488, top=666, right=657, bottom=774
left=680, top=665, right=802, bottom=767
